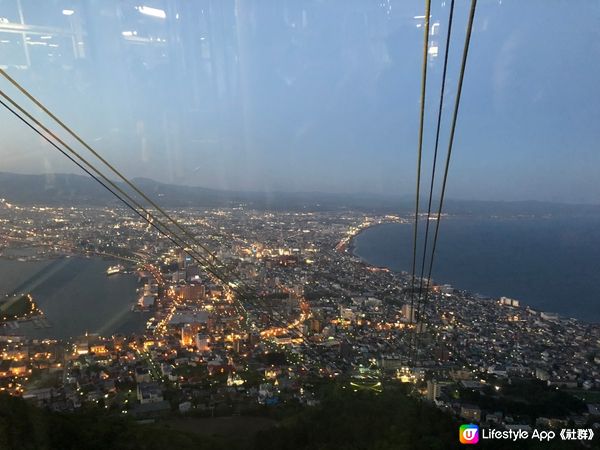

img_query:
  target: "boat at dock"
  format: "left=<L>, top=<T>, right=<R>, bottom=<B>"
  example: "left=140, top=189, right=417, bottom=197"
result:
left=106, top=264, right=124, bottom=276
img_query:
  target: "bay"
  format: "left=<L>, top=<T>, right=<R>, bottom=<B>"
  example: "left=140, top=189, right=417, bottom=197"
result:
left=352, top=216, right=600, bottom=323
left=0, top=256, right=149, bottom=339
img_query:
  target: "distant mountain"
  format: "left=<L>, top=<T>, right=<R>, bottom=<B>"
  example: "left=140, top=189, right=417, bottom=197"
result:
left=0, top=172, right=406, bottom=212
left=0, top=172, right=116, bottom=205
left=1, top=172, right=599, bottom=216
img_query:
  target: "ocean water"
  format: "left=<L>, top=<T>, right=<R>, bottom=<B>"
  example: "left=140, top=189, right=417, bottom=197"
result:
left=0, top=256, right=149, bottom=339
left=352, top=216, right=600, bottom=323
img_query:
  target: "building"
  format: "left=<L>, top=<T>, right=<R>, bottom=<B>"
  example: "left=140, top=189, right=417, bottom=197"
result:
left=138, top=295, right=155, bottom=308
left=134, top=367, right=151, bottom=383
left=181, top=283, right=205, bottom=301
left=137, top=382, right=164, bottom=404
left=339, top=306, right=355, bottom=321
left=402, top=304, right=416, bottom=323
left=143, top=283, right=158, bottom=296
left=178, top=250, right=187, bottom=269
left=168, top=310, right=209, bottom=328
left=500, top=297, right=520, bottom=307
left=73, top=339, right=89, bottom=356
left=460, top=404, right=482, bottom=422
left=309, top=318, right=322, bottom=333
left=89, top=343, right=108, bottom=355
left=195, top=334, right=210, bottom=352
left=185, top=265, right=200, bottom=281
left=540, top=312, right=559, bottom=321
left=426, top=380, right=441, bottom=402
left=181, top=324, right=197, bottom=347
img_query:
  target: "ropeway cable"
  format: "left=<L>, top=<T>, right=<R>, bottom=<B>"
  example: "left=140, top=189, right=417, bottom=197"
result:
left=407, top=0, right=432, bottom=364
left=413, top=0, right=478, bottom=364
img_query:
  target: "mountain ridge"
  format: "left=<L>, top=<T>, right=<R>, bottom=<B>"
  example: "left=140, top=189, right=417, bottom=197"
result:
left=1, top=171, right=599, bottom=215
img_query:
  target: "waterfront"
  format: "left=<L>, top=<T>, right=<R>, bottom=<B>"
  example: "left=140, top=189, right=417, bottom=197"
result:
left=352, top=215, right=600, bottom=323
left=0, top=205, right=599, bottom=432
left=0, top=256, right=149, bottom=339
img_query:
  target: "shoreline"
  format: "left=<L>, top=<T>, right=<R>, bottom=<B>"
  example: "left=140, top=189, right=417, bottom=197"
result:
left=0, top=255, right=145, bottom=340
left=336, top=216, right=408, bottom=253
left=345, top=220, right=409, bottom=273
left=345, top=219, right=598, bottom=325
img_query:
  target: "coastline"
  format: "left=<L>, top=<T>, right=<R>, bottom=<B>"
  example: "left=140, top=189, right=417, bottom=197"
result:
left=0, top=255, right=146, bottom=339
left=335, top=216, right=408, bottom=253
left=344, top=220, right=410, bottom=273
left=345, top=219, right=598, bottom=324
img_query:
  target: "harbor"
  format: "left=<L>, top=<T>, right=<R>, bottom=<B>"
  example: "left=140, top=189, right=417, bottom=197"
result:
left=0, top=256, right=149, bottom=340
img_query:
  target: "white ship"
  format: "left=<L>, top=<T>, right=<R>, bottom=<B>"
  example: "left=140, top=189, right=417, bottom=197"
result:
left=106, top=264, right=125, bottom=276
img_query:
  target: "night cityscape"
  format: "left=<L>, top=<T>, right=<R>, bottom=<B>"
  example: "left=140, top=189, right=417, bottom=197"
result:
left=1, top=0, right=600, bottom=448
left=0, top=201, right=599, bottom=448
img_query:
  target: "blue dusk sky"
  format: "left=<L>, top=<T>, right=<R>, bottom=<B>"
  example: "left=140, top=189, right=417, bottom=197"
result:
left=0, top=0, right=598, bottom=203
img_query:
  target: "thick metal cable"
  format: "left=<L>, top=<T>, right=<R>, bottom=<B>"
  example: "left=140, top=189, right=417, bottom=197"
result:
left=0, top=68, right=249, bottom=296
left=0, top=97, right=228, bottom=288
left=414, top=0, right=478, bottom=364
left=0, top=88, right=251, bottom=305
left=0, top=95, right=323, bottom=357
left=408, top=0, right=432, bottom=364
left=415, top=0, right=456, bottom=332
